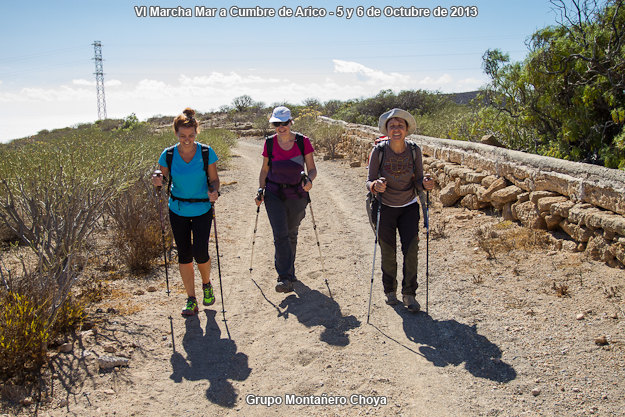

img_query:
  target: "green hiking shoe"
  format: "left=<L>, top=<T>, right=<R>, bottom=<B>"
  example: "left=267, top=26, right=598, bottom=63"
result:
left=202, top=282, right=215, bottom=306
left=181, top=297, right=198, bottom=316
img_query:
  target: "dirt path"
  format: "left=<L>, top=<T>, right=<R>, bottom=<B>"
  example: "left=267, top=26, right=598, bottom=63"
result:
left=32, top=137, right=624, bottom=417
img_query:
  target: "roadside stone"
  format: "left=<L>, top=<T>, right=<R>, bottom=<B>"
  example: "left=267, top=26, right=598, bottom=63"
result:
left=544, top=214, right=563, bottom=231
left=440, top=183, right=461, bottom=207
left=465, top=172, right=488, bottom=184
left=587, top=236, right=614, bottom=263
left=491, top=185, right=523, bottom=206
left=480, top=177, right=507, bottom=202
left=103, top=345, right=117, bottom=353
left=134, top=289, right=145, bottom=296
left=147, top=286, right=158, bottom=292
left=98, top=356, right=130, bottom=370
left=502, top=202, right=515, bottom=221
left=560, top=220, right=594, bottom=242
left=568, top=203, right=596, bottom=224
left=531, top=388, right=541, bottom=397
left=349, top=160, right=361, bottom=168
left=594, top=335, right=609, bottom=346
left=480, top=134, right=504, bottom=147
left=461, top=194, right=490, bottom=210
left=550, top=200, right=576, bottom=217
left=537, top=196, right=569, bottom=213
left=512, top=200, right=547, bottom=230
left=481, top=175, right=498, bottom=188
left=576, top=313, right=585, bottom=320
left=530, top=191, right=559, bottom=205
left=58, top=343, right=73, bottom=353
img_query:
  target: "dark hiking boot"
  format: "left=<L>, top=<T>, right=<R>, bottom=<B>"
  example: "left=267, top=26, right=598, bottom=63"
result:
left=202, top=282, right=215, bottom=306
left=385, top=292, right=400, bottom=305
left=181, top=297, right=199, bottom=316
left=402, top=295, right=420, bottom=313
left=275, top=279, right=294, bottom=293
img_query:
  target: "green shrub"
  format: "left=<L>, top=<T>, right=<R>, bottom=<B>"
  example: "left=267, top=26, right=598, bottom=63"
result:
left=0, top=291, right=50, bottom=382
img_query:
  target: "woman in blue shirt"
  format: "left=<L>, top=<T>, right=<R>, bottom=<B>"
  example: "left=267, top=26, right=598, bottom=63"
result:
left=152, top=108, right=220, bottom=316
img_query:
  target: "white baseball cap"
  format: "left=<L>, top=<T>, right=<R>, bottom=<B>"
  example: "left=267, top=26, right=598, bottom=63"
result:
left=269, top=106, right=292, bottom=123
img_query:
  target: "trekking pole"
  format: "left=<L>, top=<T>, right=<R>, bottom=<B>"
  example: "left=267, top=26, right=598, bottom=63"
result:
left=209, top=187, right=226, bottom=323
left=418, top=177, right=431, bottom=315
left=153, top=170, right=170, bottom=296
left=249, top=188, right=264, bottom=274
left=300, top=172, right=329, bottom=293
left=426, top=187, right=430, bottom=314
left=367, top=178, right=385, bottom=324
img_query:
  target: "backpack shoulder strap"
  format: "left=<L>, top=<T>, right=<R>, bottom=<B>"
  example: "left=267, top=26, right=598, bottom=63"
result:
left=295, top=133, right=306, bottom=156
left=165, top=145, right=176, bottom=194
left=265, top=134, right=276, bottom=170
left=406, top=140, right=421, bottom=183
left=376, top=140, right=387, bottom=172
left=199, top=143, right=211, bottom=187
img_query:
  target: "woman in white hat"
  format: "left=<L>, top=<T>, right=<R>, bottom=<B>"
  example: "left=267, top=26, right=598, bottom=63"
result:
left=255, top=106, right=317, bottom=293
left=366, top=108, right=434, bottom=312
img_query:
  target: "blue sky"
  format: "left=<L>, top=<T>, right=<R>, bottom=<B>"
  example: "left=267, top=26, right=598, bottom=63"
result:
left=0, top=0, right=559, bottom=142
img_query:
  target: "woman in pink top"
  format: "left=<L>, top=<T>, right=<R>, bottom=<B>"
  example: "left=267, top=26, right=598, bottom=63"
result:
left=255, top=106, right=317, bottom=293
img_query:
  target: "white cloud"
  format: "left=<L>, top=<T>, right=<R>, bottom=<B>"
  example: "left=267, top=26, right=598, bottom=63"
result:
left=72, top=79, right=122, bottom=87
left=332, top=59, right=411, bottom=86
left=0, top=62, right=484, bottom=142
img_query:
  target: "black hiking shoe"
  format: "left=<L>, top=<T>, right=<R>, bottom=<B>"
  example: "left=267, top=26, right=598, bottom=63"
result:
left=181, top=297, right=199, bottom=316
left=402, top=295, right=420, bottom=313
left=275, top=280, right=294, bottom=293
left=385, top=292, right=400, bottom=305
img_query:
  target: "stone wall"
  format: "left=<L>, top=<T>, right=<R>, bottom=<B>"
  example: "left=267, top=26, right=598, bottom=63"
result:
left=320, top=117, right=625, bottom=269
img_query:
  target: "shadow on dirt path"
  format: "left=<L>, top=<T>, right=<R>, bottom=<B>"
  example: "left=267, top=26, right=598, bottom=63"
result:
left=169, top=310, right=251, bottom=408
left=388, top=308, right=517, bottom=382
left=278, top=281, right=361, bottom=346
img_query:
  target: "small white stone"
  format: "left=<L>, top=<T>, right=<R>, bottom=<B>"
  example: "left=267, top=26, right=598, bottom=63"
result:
left=58, top=343, right=73, bottom=353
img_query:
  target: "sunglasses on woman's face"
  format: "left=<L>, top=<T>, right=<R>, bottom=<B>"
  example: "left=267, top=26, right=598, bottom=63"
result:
left=272, top=121, right=290, bottom=127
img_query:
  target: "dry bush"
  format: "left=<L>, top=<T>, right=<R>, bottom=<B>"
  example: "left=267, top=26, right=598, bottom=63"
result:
left=314, top=123, right=346, bottom=159
left=107, top=178, right=170, bottom=274
left=475, top=221, right=552, bottom=260
left=552, top=281, right=570, bottom=297
left=430, top=217, right=449, bottom=240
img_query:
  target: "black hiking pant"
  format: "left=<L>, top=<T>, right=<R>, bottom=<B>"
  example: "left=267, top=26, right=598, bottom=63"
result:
left=375, top=201, right=420, bottom=296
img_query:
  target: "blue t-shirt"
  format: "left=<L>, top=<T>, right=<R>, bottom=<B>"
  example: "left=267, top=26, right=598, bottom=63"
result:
left=158, top=143, right=218, bottom=217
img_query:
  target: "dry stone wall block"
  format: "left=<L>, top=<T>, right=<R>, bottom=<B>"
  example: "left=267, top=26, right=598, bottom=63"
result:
left=567, top=204, right=595, bottom=224
left=550, top=200, right=576, bottom=218
left=491, top=185, right=523, bottom=206
left=544, top=214, right=563, bottom=231
left=480, top=177, right=508, bottom=202
left=559, top=220, right=594, bottom=242
left=513, top=201, right=547, bottom=230
left=481, top=175, right=498, bottom=188
left=440, top=183, right=461, bottom=207
left=461, top=194, right=490, bottom=210
left=530, top=191, right=559, bottom=205
left=537, top=196, right=569, bottom=213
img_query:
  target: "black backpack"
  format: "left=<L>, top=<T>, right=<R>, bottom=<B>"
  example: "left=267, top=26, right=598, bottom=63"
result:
left=366, top=139, right=421, bottom=231
left=165, top=143, right=212, bottom=202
